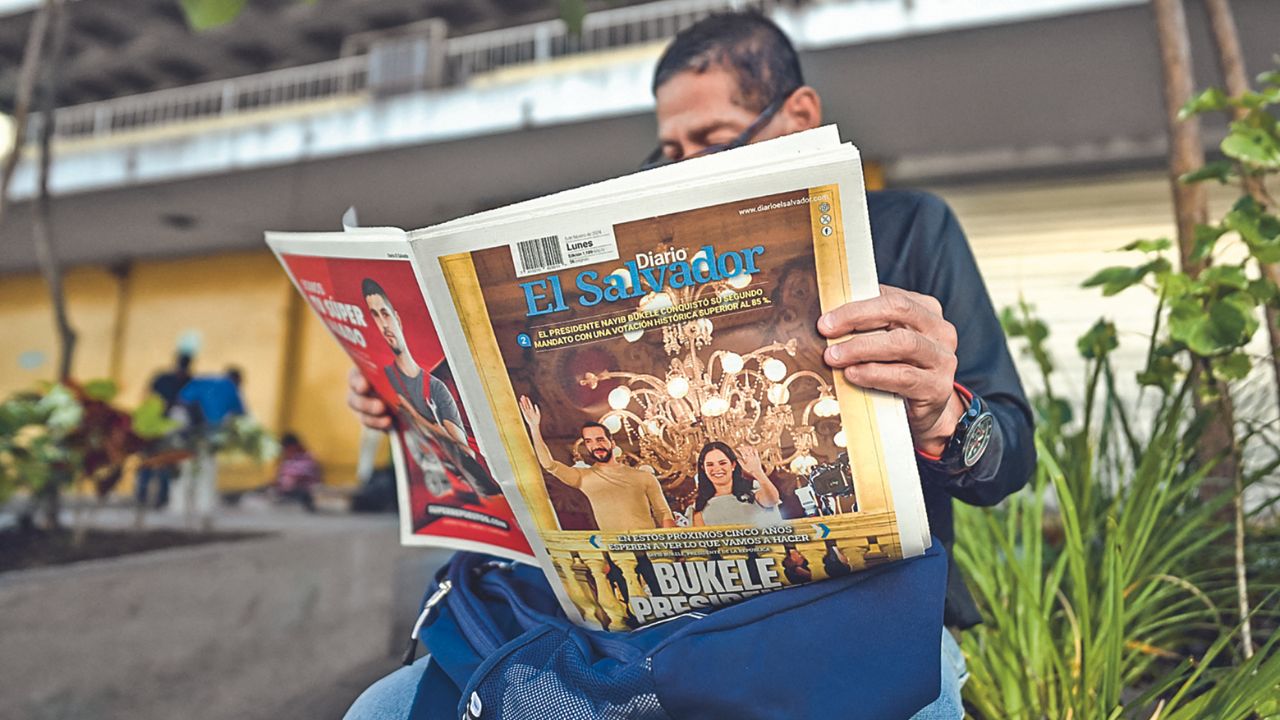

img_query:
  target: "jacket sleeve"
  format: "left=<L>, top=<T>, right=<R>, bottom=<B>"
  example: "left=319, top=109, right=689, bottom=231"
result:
left=907, top=194, right=1036, bottom=507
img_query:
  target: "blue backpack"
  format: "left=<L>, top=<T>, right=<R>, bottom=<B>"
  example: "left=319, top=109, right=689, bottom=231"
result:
left=407, top=543, right=947, bottom=720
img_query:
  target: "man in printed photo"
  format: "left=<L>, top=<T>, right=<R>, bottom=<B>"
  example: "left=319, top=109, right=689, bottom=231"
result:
left=518, top=395, right=676, bottom=531
left=362, top=277, right=487, bottom=499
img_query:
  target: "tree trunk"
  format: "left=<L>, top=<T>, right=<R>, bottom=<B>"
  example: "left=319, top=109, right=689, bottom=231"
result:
left=1203, top=0, right=1280, bottom=419
left=1201, top=0, right=1257, bottom=661
left=0, top=1, right=50, bottom=227
left=31, top=0, right=77, bottom=382
left=1151, top=0, right=1240, bottom=490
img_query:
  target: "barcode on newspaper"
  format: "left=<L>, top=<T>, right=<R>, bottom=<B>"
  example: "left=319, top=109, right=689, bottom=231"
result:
left=513, top=235, right=566, bottom=277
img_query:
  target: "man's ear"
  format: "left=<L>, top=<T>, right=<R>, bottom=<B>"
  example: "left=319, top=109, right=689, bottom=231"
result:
left=780, top=86, right=822, bottom=133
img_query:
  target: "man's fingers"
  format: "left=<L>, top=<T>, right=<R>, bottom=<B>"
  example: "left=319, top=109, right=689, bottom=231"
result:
left=882, top=284, right=943, bottom=318
left=841, top=362, right=946, bottom=402
left=818, top=286, right=953, bottom=349
left=349, top=395, right=388, bottom=421
left=348, top=367, right=371, bottom=393
left=824, top=328, right=953, bottom=370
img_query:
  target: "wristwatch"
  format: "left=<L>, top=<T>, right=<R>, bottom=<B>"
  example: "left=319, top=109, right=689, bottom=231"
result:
left=932, top=384, right=995, bottom=474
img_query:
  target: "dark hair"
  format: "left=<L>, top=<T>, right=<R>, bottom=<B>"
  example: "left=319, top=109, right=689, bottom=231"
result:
left=580, top=421, right=610, bottom=438
left=281, top=432, right=302, bottom=449
left=361, top=278, right=392, bottom=309
left=652, top=11, right=804, bottom=113
left=176, top=352, right=193, bottom=372
left=694, top=441, right=754, bottom=512
left=226, top=366, right=243, bottom=386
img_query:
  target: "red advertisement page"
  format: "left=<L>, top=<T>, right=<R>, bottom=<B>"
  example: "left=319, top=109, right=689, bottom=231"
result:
left=280, top=253, right=531, bottom=557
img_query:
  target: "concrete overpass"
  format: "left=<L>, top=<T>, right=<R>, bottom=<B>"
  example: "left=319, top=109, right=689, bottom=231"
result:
left=3, top=0, right=1277, bottom=273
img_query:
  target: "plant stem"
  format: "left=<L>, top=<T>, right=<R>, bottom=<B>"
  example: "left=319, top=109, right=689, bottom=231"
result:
left=1232, top=466, right=1253, bottom=658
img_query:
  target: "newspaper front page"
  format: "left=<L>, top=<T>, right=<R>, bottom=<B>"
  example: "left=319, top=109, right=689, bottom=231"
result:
left=418, top=144, right=928, bottom=629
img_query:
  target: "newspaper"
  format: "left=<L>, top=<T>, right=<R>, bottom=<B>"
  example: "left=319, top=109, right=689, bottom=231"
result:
left=266, top=127, right=930, bottom=630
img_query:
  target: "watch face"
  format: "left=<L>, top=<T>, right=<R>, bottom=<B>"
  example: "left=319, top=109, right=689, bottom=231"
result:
left=962, top=413, right=995, bottom=467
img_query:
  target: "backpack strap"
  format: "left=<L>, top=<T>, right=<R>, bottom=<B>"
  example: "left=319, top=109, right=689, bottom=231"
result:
left=409, top=656, right=465, bottom=720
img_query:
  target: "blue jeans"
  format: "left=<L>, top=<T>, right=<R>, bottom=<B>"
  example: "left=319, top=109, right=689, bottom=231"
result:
left=343, top=631, right=968, bottom=720
left=135, top=464, right=176, bottom=508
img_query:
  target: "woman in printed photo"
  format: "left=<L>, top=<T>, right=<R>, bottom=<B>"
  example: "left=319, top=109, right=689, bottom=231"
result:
left=690, top=441, right=782, bottom=527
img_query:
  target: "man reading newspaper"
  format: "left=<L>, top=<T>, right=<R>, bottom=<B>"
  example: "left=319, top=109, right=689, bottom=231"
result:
left=346, top=12, right=1034, bottom=719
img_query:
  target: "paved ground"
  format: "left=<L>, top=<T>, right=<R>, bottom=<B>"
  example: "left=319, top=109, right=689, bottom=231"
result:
left=1, top=499, right=446, bottom=720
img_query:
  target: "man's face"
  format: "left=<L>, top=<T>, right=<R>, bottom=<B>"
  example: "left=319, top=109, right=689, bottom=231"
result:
left=581, top=426, right=615, bottom=463
left=654, top=66, right=792, bottom=164
left=365, top=293, right=406, bottom=355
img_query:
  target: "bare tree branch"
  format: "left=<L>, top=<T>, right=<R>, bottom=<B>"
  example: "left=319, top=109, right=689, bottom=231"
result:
left=0, top=3, right=51, bottom=228
left=30, top=0, right=76, bottom=381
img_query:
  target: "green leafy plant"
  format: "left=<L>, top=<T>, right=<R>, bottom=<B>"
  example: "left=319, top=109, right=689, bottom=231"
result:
left=957, top=303, right=1280, bottom=719
left=957, top=67, right=1280, bottom=718
left=0, top=381, right=172, bottom=530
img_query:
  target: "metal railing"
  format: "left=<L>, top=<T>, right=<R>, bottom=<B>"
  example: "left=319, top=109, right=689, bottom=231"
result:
left=27, top=0, right=772, bottom=144
left=35, top=56, right=369, bottom=142
left=445, top=0, right=770, bottom=80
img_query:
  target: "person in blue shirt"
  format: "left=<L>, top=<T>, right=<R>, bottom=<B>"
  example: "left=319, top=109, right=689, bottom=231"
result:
left=345, top=12, right=1032, bottom=719
left=175, top=366, right=247, bottom=530
left=179, top=366, right=246, bottom=428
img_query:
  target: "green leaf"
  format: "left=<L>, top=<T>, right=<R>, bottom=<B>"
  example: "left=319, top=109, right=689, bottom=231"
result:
left=1170, top=291, right=1260, bottom=357
left=1191, top=223, right=1226, bottom=262
left=1077, top=319, right=1119, bottom=360
left=1033, top=396, right=1073, bottom=428
left=131, top=395, right=179, bottom=440
left=1120, top=238, right=1172, bottom=253
left=558, top=0, right=589, bottom=35
left=178, top=0, right=248, bottom=31
left=1082, top=266, right=1144, bottom=296
left=1178, top=161, right=1234, bottom=185
left=82, top=379, right=118, bottom=402
left=1157, top=270, right=1197, bottom=298
left=1211, top=352, right=1252, bottom=381
left=1082, top=259, right=1168, bottom=296
left=1258, top=69, right=1280, bottom=88
left=1179, top=87, right=1228, bottom=119
left=1248, top=277, right=1278, bottom=303
left=1137, top=355, right=1179, bottom=391
left=1198, top=265, right=1249, bottom=290
left=1223, top=196, right=1280, bottom=263
left=998, top=306, right=1023, bottom=337
left=1220, top=123, right=1280, bottom=168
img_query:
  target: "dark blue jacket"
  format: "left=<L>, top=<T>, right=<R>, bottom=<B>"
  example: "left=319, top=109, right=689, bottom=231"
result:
left=868, top=190, right=1036, bottom=625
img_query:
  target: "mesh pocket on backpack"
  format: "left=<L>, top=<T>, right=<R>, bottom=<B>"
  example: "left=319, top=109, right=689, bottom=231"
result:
left=475, top=630, right=671, bottom=720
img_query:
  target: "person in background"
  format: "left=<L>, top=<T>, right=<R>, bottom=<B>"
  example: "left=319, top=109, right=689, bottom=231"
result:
left=134, top=352, right=193, bottom=509
left=179, top=365, right=246, bottom=429
left=273, top=432, right=322, bottom=512
left=176, top=366, right=247, bottom=529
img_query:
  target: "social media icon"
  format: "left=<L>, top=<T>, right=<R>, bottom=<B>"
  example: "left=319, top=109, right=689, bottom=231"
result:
left=517, top=333, right=532, bottom=347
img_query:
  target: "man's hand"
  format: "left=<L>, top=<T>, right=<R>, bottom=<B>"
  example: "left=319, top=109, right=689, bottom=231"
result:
left=347, top=368, right=392, bottom=430
left=518, top=395, right=542, bottom=429
left=818, top=285, right=966, bottom=457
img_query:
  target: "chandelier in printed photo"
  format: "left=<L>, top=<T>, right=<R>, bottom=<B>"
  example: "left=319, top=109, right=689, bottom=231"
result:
left=579, top=249, right=846, bottom=483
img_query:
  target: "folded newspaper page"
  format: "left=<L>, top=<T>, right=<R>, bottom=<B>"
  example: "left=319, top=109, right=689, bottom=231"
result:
left=267, top=127, right=930, bottom=630
left=266, top=237, right=534, bottom=561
